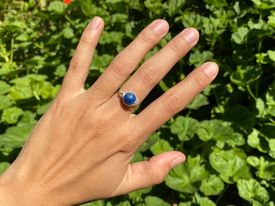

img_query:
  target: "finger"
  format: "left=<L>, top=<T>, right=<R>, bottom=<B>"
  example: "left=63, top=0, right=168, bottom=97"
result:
left=117, top=28, right=199, bottom=112
left=87, top=19, right=169, bottom=102
left=134, top=62, right=219, bottom=140
left=61, top=17, right=104, bottom=96
left=110, top=151, right=185, bottom=196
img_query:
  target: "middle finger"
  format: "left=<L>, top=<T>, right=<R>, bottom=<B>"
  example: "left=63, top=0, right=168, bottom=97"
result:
left=87, top=19, right=169, bottom=103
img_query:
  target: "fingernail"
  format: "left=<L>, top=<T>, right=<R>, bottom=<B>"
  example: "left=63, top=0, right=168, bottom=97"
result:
left=202, top=62, right=219, bottom=78
left=180, top=28, right=199, bottom=45
left=151, top=19, right=168, bottom=35
left=170, top=156, right=185, bottom=168
left=90, top=16, right=101, bottom=30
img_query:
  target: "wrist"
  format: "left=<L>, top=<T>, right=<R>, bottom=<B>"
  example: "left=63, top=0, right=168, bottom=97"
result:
left=0, top=176, right=59, bottom=206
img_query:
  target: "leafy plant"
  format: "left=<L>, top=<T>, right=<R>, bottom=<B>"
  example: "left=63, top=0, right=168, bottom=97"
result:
left=0, top=0, right=275, bottom=205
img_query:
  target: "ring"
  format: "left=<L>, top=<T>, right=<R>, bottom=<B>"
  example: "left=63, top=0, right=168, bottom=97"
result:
left=118, top=91, right=139, bottom=107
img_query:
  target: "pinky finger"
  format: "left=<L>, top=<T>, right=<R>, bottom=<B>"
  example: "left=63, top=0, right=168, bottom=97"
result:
left=134, top=62, right=219, bottom=141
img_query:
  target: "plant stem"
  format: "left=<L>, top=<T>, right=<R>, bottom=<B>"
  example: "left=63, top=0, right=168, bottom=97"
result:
left=10, top=38, right=14, bottom=62
left=247, top=85, right=257, bottom=100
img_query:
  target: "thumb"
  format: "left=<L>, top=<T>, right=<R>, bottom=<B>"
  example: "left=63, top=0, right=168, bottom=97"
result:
left=110, top=151, right=185, bottom=196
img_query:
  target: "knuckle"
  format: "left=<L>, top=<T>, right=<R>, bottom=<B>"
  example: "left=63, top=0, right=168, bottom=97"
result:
left=69, top=58, right=80, bottom=72
left=122, top=135, right=135, bottom=148
left=164, top=93, right=181, bottom=114
left=109, top=58, right=130, bottom=76
left=169, top=42, right=184, bottom=57
left=50, top=97, right=66, bottom=116
left=152, top=167, right=165, bottom=185
left=139, top=30, right=158, bottom=46
left=190, top=74, right=205, bottom=90
left=138, top=64, right=158, bottom=86
left=169, top=36, right=190, bottom=57
left=87, top=115, right=111, bottom=137
left=80, top=32, right=93, bottom=44
left=93, top=118, right=109, bottom=132
left=119, top=123, right=138, bottom=151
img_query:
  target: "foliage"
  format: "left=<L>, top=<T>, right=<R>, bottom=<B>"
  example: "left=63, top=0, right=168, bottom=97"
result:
left=0, top=0, right=275, bottom=205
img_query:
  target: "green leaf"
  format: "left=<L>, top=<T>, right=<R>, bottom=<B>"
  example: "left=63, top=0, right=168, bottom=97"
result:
left=250, top=0, right=275, bottom=9
left=80, top=200, right=105, bottom=206
left=268, top=139, right=275, bottom=158
left=237, top=179, right=269, bottom=205
left=0, top=95, right=13, bottom=111
left=54, top=65, right=67, bottom=77
left=144, top=196, right=170, bottom=206
left=195, top=194, right=216, bottom=206
left=1, top=107, right=23, bottom=124
left=246, top=156, right=260, bottom=167
left=116, top=201, right=131, bottom=206
left=179, top=202, right=192, bottom=206
left=223, top=105, right=255, bottom=129
left=0, top=62, right=18, bottom=76
left=0, top=123, right=35, bottom=148
left=197, top=120, right=245, bottom=146
left=131, top=151, right=144, bottom=163
left=179, top=12, right=203, bottom=28
left=79, top=0, right=108, bottom=17
left=166, top=155, right=209, bottom=193
left=230, top=65, right=262, bottom=87
left=268, top=13, right=275, bottom=27
left=9, top=75, right=56, bottom=100
left=150, top=139, right=173, bottom=155
left=189, top=50, right=214, bottom=67
left=9, top=84, right=33, bottom=100
left=171, top=116, right=199, bottom=142
left=37, top=102, right=52, bottom=115
left=63, top=27, right=74, bottom=39
left=165, top=0, right=186, bottom=16
left=231, top=27, right=249, bottom=44
left=204, top=0, right=227, bottom=8
left=256, top=98, right=266, bottom=117
left=209, top=148, right=251, bottom=183
left=100, top=31, right=124, bottom=44
left=197, top=120, right=230, bottom=142
left=199, top=175, right=224, bottom=196
left=129, top=187, right=152, bottom=203
left=48, top=1, right=66, bottom=14
left=20, top=111, right=36, bottom=124
left=267, top=50, right=275, bottom=62
left=247, top=129, right=269, bottom=153
left=266, top=88, right=275, bottom=117
left=197, top=198, right=216, bottom=206
left=187, top=94, right=209, bottom=110
left=139, top=131, right=159, bottom=152
left=259, top=159, right=275, bottom=180
left=144, top=0, right=164, bottom=15
left=0, top=162, right=10, bottom=174
left=0, top=80, right=10, bottom=95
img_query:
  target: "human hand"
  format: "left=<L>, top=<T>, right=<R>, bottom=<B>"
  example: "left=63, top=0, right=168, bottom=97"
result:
left=0, top=17, right=218, bottom=205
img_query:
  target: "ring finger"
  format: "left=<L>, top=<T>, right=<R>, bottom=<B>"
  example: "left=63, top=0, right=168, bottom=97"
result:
left=110, top=28, right=199, bottom=112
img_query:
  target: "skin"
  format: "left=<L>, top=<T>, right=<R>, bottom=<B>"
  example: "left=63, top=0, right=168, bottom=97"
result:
left=0, top=17, right=219, bottom=205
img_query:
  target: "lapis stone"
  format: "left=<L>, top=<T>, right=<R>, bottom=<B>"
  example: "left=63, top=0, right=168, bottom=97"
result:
left=123, top=92, right=137, bottom=106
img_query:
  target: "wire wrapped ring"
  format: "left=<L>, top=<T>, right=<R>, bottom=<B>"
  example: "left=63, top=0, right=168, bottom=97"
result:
left=118, top=91, right=139, bottom=107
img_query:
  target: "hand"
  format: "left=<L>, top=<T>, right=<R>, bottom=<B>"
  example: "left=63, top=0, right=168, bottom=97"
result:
left=0, top=17, right=218, bottom=205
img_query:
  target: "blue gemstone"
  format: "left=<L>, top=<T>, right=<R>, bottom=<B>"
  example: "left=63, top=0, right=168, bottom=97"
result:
left=123, top=92, right=137, bottom=106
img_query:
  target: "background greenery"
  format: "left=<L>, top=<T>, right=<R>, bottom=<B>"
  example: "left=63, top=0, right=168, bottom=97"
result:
left=0, top=0, right=275, bottom=205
